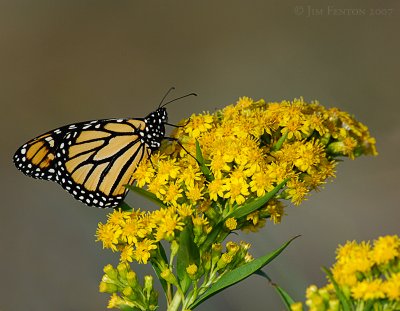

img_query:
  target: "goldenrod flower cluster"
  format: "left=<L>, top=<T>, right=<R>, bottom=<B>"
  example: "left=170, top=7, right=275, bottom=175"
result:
left=96, top=97, right=377, bottom=310
left=292, top=235, right=400, bottom=311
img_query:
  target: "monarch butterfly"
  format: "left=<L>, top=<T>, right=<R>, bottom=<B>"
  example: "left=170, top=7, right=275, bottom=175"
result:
left=13, top=88, right=196, bottom=208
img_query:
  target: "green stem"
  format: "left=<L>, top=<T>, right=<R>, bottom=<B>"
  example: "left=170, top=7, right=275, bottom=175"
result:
left=167, top=291, right=183, bottom=311
left=167, top=283, right=173, bottom=305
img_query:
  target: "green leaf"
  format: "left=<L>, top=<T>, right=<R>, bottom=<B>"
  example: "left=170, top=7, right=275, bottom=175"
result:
left=272, top=132, right=288, bottom=151
left=227, top=179, right=288, bottom=220
left=255, top=270, right=295, bottom=310
left=124, top=185, right=167, bottom=208
left=274, top=285, right=296, bottom=310
left=190, top=236, right=299, bottom=309
left=116, top=201, right=132, bottom=211
left=322, top=267, right=352, bottom=311
left=150, top=243, right=168, bottom=295
left=199, top=223, right=223, bottom=253
left=195, top=140, right=214, bottom=181
left=176, top=221, right=200, bottom=293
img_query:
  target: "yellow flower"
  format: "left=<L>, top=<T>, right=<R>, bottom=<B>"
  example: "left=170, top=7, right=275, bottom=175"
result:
left=293, top=140, right=325, bottom=173
left=266, top=200, right=285, bottom=224
left=157, top=210, right=184, bottom=240
left=185, top=113, right=214, bottom=138
left=107, top=209, right=130, bottom=226
left=121, top=219, right=141, bottom=245
left=266, top=162, right=291, bottom=184
left=384, top=273, right=400, bottom=301
left=332, top=241, right=373, bottom=287
left=120, top=245, right=134, bottom=262
left=209, top=153, right=231, bottom=178
left=107, top=293, right=122, bottom=309
left=290, top=302, right=303, bottom=311
left=207, top=178, right=225, bottom=201
left=308, top=111, right=328, bottom=136
left=225, top=217, right=237, bottom=230
left=223, top=177, right=250, bottom=205
left=132, top=160, right=154, bottom=187
left=137, top=213, right=157, bottom=238
left=241, top=217, right=266, bottom=232
left=177, top=164, right=202, bottom=188
left=249, top=170, right=274, bottom=197
left=176, top=203, right=194, bottom=218
left=351, top=279, right=385, bottom=300
left=186, top=183, right=204, bottom=202
left=236, top=96, right=254, bottom=109
left=192, top=214, right=209, bottom=228
left=134, top=239, right=157, bottom=264
left=147, top=175, right=168, bottom=198
left=157, top=158, right=180, bottom=180
left=372, top=235, right=400, bottom=265
left=281, top=115, right=307, bottom=140
left=159, top=182, right=183, bottom=205
left=286, top=179, right=309, bottom=205
left=96, top=223, right=121, bottom=252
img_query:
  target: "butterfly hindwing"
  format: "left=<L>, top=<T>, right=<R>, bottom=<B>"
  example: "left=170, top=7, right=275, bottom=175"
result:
left=57, top=118, right=149, bottom=208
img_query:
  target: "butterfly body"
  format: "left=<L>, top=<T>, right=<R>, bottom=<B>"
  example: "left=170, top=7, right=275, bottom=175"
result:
left=13, top=107, right=168, bottom=208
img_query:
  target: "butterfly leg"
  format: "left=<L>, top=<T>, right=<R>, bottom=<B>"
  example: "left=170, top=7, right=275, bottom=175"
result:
left=164, top=118, right=191, bottom=128
left=163, top=137, right=199, bottom=164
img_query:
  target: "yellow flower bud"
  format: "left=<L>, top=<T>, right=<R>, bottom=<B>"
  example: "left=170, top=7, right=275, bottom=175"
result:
left=217, top=253, right=233, bottom=270
left=225, top=217, right=237, bottom=230
left=99, top=281, right=118, bottom=293
left=290, top=302, right=303, bottom=311
left=160, top=269, right=178, bottom=285
left=226, top=241, right=239, bottom=255
left=186, top=264, right=198, bottom=278
left=122, top=286, right=137, bottom=300
left=126, top=271, right=138, bottom=288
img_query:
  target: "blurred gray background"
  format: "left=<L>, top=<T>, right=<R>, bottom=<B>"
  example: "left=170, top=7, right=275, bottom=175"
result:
left=1, top=1, right=399, bottom=310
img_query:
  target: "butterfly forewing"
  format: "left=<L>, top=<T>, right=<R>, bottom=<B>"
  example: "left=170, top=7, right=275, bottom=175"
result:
left=14, top=126, right=70, bottom=180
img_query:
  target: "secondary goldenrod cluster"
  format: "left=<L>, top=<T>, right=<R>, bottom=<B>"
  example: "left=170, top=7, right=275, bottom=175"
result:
left=99, top=263, right=158, bottom=311
left=96, top=97, right=377, bottom=310
left=292, top=235, right=400, bottom=311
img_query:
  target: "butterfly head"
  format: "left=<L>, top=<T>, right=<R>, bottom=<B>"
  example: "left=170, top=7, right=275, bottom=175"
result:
left=156, top=107, right=168, bottom=123
left=144, top=107, right=168, bottom=124
left=142, top=107, right=168, bottom=151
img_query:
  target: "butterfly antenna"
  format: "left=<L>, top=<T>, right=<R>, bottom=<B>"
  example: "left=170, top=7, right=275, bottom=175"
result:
left=161, top=92, right=197, bottom=108
left=158, top=87, right=176, bottom=108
